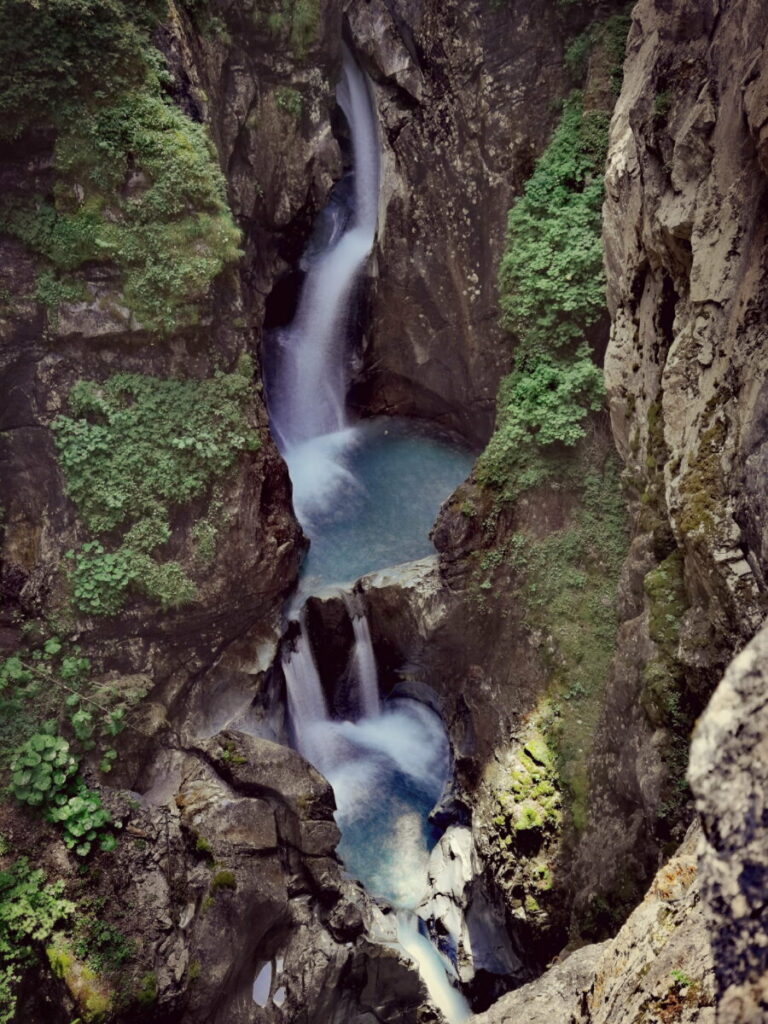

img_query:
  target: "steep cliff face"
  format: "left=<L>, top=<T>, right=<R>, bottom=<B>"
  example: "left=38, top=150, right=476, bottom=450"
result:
left=568, top=0, right=768, bottom=937
left=0, top=4, right=378, bottom=1020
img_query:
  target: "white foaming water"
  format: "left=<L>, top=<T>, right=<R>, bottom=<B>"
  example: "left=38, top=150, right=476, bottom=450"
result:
left=350, top=612, right=381, bottom=718
left=282, top=630, right=329, bottom=767
left=266, top=45, right=379, bottom=521
left=283, top=427, right=364, bottom=527
left=396, top=912, right=471, bottom=1024
left=281, top=619, right=469, bottom=1022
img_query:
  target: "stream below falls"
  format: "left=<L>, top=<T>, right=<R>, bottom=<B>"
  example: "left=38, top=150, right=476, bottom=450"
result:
left=261, top=41, right=473, bottom=1023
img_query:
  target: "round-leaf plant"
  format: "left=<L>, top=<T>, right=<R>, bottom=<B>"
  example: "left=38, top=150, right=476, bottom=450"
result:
left=10, top=734, right=78, bottom=806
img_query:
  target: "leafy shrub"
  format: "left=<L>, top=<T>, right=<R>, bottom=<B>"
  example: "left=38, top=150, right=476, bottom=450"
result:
left=0, top=0, right=165, bottom=138
left=497, top=95, right=606, bottom=351
left=46, top=781, right=114, bottom=856
left=53, top=366, right=259, bottom=615
left=9, top=733, right=78, bottom=807
left=2, top=89, right=241, bottom=333
left=54, top=371, right=259, bottom=533
left=9, top=730, right=114, bottom=856
left=0, top=859, right=73, bottom=1024
left=478, top=92, right=610, bottom=496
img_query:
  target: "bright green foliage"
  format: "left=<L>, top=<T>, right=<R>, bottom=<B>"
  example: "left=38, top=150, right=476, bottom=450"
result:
left=9, top=732, right=78, bottom=807
left=68, top=543, right=134, bottom=617
left=53, top=367, right=259, bottom=614
left=0, top=0, right=165, bottom=138
left=478, top=93, right=611, bottom=496
left=497, top=97, right=607, bottom=350
left=34, top=271, right=86, bottom=322
left=0, top=0, right=241, bottom=333
left=3, top=90, right=241, bottom=333
left=0, top=637, right=141, bottom=854
left=0, top=859, right=73, bottom=1024
left=46, top=780, right=113, bottom=856
left=54, top=372, right=258, bottom=533
left=479, top=349, right=604, bottom=490
left=9, top=730, right=113, bottom=856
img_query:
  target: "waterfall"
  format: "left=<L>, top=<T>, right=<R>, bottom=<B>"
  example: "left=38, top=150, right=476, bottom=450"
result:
left=268, top=40, right=470, bottom=1023
left=395, top=912, right=471, bottom=1024
left=350, top=611, right=381, bottom=719
left=265, top=44, right=380, bottom=523
left=282, top=628, right=329, bottom=768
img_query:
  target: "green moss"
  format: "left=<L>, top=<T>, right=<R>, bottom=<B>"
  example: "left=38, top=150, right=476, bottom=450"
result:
left=644, top=550, right=687, bottom=650
left=136, top=971, right=157, bottom=1006
left=275, top=86, right=303, bottom=117
left=524, top=732, right=554, bottom=769
left=524, top=894, right=541, bottom=915
left=210, top=870, right=237, bottom=894
left=47, top=937, right=112, bottom=1021
left=195, top=835, right=213, bottom=857
left=678, top=421, right=727, bottom=539
left=514, top=801, right=545, bottom=832
left=533, top=863, right=553, bottom=891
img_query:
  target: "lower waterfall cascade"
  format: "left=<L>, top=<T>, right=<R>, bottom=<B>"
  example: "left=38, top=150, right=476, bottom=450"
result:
left=281, top=613, right=471, bottom=1023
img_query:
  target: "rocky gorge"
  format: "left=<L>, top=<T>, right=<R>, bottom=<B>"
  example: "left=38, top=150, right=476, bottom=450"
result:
left=1, top=0, right=767, bottom=1022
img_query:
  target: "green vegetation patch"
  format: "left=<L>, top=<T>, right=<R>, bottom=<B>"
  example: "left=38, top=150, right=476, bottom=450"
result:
left=0, top=0, right=241, bottom=333
left=0, top=858, right=73, bottom=1024
left=475, top=455, right=628, bottom=830
left=0, top=633, right=149, bottom=854
left=477, top=93, right=609, bottom=498
left=258, top=0, right=320, bottom=54
left=52, top=364, right=259, bottom=615
left=0, top=0, right=166, bottom=138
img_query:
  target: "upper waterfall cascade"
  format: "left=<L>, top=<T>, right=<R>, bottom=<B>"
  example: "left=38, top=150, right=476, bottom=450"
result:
left=265, top=44, right=380, bottom=524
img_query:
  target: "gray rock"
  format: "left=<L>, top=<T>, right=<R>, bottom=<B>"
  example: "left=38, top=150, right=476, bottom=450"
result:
left=689, top=618, right=768, bottom=1020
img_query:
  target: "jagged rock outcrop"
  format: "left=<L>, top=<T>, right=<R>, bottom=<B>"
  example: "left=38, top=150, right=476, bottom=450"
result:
left=562, top=0, right=768, bottom=938
left=472, top=825, right=715, bottom=1023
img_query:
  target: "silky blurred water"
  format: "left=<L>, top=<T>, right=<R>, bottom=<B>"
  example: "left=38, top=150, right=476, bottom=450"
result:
left=291, top=418, right=473, bottom=590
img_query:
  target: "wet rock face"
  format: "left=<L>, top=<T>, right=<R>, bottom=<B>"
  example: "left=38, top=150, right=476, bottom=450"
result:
left=0, top=0, right=346, bottom=666
left=689, top=619, right=768, bottom=1021
left=346, top=0, right=574, bottom=445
